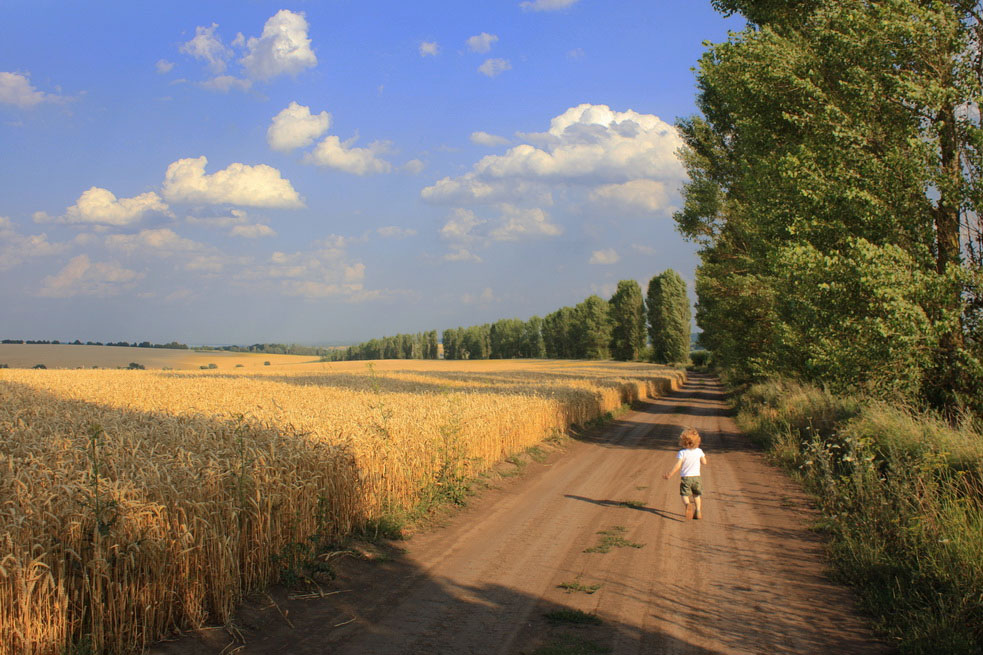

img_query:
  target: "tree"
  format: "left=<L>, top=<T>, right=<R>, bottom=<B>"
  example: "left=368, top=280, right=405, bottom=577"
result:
left=572, top=295, right=612, bottom=359
left=675, top=0, right=983, bottom=407
left=647, top=270, right=691, bottom=364
left=543, top=307, right=576, bottom=358
left=609, top=280, right=647, bottom=361
left=521, top=316, right=547, bottom=358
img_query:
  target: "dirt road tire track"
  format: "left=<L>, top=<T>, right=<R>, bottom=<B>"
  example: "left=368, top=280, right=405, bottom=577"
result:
left=151, top=373, right=889, bottom=655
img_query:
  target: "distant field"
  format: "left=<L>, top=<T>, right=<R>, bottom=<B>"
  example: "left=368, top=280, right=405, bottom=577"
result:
left=0, top=358, right=684, bottom=655
left=0, top=344, right=317, bottom=370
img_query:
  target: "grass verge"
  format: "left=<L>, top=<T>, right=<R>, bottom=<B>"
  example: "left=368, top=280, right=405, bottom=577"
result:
left=735, top=379, right=983, bottom=654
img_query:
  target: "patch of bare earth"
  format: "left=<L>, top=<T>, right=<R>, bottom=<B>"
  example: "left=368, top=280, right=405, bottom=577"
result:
left=150, top=373, right=890, bottom=655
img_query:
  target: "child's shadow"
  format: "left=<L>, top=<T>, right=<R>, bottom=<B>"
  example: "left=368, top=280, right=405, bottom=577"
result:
left=563, top=494, right=684, bottom=522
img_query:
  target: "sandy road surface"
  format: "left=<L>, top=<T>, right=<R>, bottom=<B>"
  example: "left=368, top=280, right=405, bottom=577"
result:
left=153, top=373, right=889, bottom=655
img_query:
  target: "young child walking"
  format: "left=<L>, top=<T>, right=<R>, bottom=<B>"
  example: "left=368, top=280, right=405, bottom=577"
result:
left=663, top=427, right=707, bottom=520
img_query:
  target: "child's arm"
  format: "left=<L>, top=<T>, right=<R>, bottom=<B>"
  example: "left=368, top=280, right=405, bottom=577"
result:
left=701, top=455, right=707, bottom=466
left=663, top=460, right=682, bottom=480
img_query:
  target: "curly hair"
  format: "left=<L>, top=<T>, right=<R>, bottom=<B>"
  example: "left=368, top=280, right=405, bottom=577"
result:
left=679, top=427, right=701, bottom=449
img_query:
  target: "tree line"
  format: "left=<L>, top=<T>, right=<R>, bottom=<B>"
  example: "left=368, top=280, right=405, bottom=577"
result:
left=676, top=0, right=983, bottom=413
left=1, top=339, right=190, bottom=349
left=326, top=272, right=692, bottom=363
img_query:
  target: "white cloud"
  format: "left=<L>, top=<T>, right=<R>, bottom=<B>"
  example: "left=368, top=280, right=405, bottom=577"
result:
left=162, top=156, right=304, bottom=208
left=520, top=0, right=580, bottom=10
left=567, top=48, right=585, bottom=59
left=631, top=244, right=657, bottom=255
left=200, top=75, right=252, bottom=93
left=39, top=255, right=142, bottom=298
left=241, top=10, right=317, bottom=80
left=421, top=104, right=684, bottom=208
left=186, top=208, right=248, bottom=228
left=156, top=59, right=175, bottom=74
left=0, top=218, right=69, bottom=271
left=105, top=228, right=204, bottom=254
left=402, top=158, right=425, bottom=174
left=244, top=242, right=369, bottom=300
left=419, top=41, right=439, bottom=57
left=467, top=33, right=499, bottom=53
left=63, top=187, right=171, bottom=226
left=440, top=208, right=484, bottom=243
left=0, top=72, right=58, bottom=108
left=230, top=223, right=276, bottom=238
left=443, top=248, right=482, bottom=263
left=471, top=131, right=510, bottom=147
left=267, top=102, right=331, bottom=151
left=376, top=226, right=417, bottom=238
left=488, top=205, right=561, bottom=241
left=590, top=248, right=620, bottom=265
left=478, top=58, right=511, bottom=77
left=304, top=136, right=392, bottom=175
left=589, top=179, right=669, bottom=214
left=180, top=24, right=232, bottom=73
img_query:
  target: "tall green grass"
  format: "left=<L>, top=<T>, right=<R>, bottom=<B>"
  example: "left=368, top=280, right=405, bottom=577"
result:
left=736, top=380, right=983, bottom=654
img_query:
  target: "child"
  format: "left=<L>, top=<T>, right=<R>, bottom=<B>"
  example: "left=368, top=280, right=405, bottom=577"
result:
left=663, top=427, right=707, bottom=520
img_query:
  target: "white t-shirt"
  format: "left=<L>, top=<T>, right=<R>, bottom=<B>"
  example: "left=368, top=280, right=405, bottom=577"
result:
left=677, top=447, right=705, bottom=477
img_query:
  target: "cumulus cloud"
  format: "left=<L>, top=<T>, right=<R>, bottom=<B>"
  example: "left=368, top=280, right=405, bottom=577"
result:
left=105, top=228, right=204, bottom=254
left=0, top=218, right=69, bottom=271
left=467, top=33, right=499, bottom=53
left=39, top=254, right=142, bottom=297
left=419, top=41, right=439, bottom=57
left=440, top=208, right=484, bottom=243
left=590, top=248, right=620, bottom=265
left=156, top=59, right=175, bottom=74
left=200, top=75, right=252, bottom=93
left=478, top=58, right=511, bottom=77
left=230, top=223, right=276, bottom=238
left=589, top=179, right=669, bottom=214
left=304, top=136, right=392, bottom=175
left=520, top=0, right=580, bottom=10
left=162, top=156, right=304, bottom=208
left=0, top=72, right=61, bottom=108
left=471, top=131, right=510, bottom=147
left=488, top=205, right=561, bottom=241
left=267, top=102, right=331, bottom=151
left=241, top=10, right=317, bottom=80
left=421, top=104, right=684, bottom=209
left=180, top=23, right=232, bottom=73
left=443, top=248, right=482, bottom=263
left=63, top=187, right=171, bottom=226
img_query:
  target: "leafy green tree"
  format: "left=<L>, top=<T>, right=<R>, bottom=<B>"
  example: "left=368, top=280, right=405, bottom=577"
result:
left=647, top=270, right=691, bottom=364
left=543, top=307, right=576, bottom=358
left=490, top=318, right=525, bottom=358
left=521, top=316, right=547, bottom=358
left=675, top=0, right=983, bottom=407
left=572, top=295, right=612, bottom=359
left=609, top=280, right=647, bottom=361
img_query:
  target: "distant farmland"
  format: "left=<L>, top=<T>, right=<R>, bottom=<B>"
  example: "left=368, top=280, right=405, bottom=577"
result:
left=0, top=344, right=317, bottom=370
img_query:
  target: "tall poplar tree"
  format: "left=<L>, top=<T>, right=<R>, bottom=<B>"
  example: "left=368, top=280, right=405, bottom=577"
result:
left=609, top=280, right=647, bottom=361
left=647, top=270, right=691, bottom=364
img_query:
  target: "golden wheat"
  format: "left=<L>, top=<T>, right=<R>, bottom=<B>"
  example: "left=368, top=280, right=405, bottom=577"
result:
left=0, top=360, right=683, bottom=655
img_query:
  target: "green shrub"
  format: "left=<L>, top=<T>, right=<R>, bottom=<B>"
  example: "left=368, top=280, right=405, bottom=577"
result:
left=690, top=350, right=712, bottom=367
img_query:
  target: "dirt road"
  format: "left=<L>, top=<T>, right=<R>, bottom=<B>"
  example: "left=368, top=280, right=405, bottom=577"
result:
left=153, top=373, right=889, bottom=655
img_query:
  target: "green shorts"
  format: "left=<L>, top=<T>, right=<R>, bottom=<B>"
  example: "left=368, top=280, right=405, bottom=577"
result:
left=679, top=476, right=703, bottom=497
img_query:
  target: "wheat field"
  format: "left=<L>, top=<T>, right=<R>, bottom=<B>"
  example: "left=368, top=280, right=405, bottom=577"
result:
left=0, top=359, right=684, bottom=655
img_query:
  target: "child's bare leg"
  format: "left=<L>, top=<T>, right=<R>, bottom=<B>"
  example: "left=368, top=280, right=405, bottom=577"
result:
left=694, top=495, right=702, bottom=519
left=682, top=495, right=694, bottom=519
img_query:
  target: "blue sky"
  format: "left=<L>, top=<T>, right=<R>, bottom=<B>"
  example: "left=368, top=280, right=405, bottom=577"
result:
left=0, top=1, right=742, bottom=345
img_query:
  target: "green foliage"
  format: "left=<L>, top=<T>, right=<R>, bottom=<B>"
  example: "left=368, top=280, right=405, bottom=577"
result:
left=126, top=362, right=145, bottom=370
left=677, top=0, right=983, bottom=410
left=584, top=526, right=644, bottom=553
left=572, top=295, right=612, bottom=359
left=647, top=270, right=691, bottom=364
left=737, top=379, right=983, bottom=654
left=609, top=280, right=646, bottom=361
